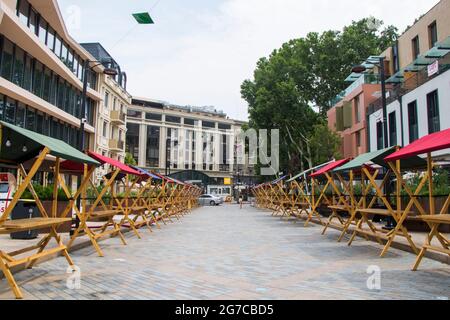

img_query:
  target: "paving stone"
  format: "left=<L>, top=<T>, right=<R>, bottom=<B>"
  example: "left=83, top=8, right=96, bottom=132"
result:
left=1, top=204, right=449, bottom=300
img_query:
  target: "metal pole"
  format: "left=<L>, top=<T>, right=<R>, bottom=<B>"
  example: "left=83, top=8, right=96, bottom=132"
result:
left=79, top=60, right=90, bottom=150
left=72, top=60, right=89, bottom=236
left=379, top=57, right=389, bottom=148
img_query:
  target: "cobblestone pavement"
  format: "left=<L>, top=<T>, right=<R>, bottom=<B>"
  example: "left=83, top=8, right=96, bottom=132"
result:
left=0, top=204, right=449, bottom=300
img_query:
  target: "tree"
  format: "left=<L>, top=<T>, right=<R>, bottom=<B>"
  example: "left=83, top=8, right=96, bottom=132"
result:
left=124, top=152, right=137, bottom=166
left=241, top=17, right=398, bottom=177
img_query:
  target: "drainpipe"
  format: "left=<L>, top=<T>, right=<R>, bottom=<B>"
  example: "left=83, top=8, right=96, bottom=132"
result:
left=399, top=95, right=404, bottom=147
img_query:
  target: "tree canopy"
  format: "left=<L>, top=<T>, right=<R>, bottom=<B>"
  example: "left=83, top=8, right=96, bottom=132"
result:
left=241, top=17, right=398, bottom=178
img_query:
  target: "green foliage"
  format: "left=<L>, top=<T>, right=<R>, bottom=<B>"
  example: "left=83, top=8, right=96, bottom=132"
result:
left=124, top=152, right=137, bottom=166
left=241, top=17, right=399, bottom=177
left=309, top=122, right=342, bottom=166
left=86, top=185, right=111, bottom=205
left=401, top=168, right=450, bottom=196
left=20, top=184, right=71, bottom=201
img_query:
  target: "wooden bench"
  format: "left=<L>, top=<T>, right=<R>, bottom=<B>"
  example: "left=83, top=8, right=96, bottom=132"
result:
left=88, top=210, right=120, bottom=220
left=413, top=214, right=450, bottom=270
left=0, top=217, right=71, bottom=233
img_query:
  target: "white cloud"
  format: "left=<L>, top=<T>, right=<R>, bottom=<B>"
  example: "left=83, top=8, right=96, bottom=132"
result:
left=61, top=0, right=440, bottom=121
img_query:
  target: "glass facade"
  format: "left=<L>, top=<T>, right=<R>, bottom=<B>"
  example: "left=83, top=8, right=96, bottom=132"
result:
left=427, top=90, right=440, bottom=134
left=126, top=123, right=140, bottom=161
left=388, top=111, right=397, bottom=147
left=15, top=0, right=97, bottom=89
left=0, top=93, right=79, bottom=145
left=0, top=35, right=95, bottom=126
left=408, top=101, right=419, bottom=143
left=146, top=126, right=160, bottom=168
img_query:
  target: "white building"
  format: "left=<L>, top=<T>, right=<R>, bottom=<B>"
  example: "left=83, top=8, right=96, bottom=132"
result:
left=126, top=97, right=255, bottom=188
left=368, top=37, right=450, bottom=159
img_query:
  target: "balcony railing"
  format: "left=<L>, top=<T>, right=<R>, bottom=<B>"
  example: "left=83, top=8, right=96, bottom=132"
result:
left=109, top=139, right=125, bottom=151
left=330, top=74, right=381, bottom=107
left=110, top=110, right=126, bottom=124
left=368, top=56, right=450, bottom=115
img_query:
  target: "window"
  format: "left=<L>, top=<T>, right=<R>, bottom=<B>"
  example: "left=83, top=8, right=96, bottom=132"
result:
left=67, top=49, right=74, bottom=73
left=33, top=61, right=44, bottom=97
left=103, top=121, right=107, bottom=137
left=15, top=103, right=26, bottom=128
left=13, top=46, right=25, bottom=87
left=356, top=131, right=361, bottom=148
left=202, top=121, right=215, bottom=129
left=146, top=113, right=162, bottom=121
left=408, top=101, right=418, bottom=143
left=412, top=36, right=420, bottom=60
left=4, top=97, right=16, bottom=124
left=54, top=35, right=62, bottom=58
left=166, top=115, right=181, bottom=124
left=126, top=123, right=140, bottom=160
left=146, top=126, right=160, bottom=168
left=184, top=118, right=195, bottom=126
left=17, top=0, right=30, bottom=26
left=218, top=123, right=231, bottom=130
left=28, top=7, right=37, bottom=35
left=376, top=121, right=383, bottom=150
left=427, top=90, right=440, bottom=134
left=23, top=54, right=32, bottom=90
left=428, top=21, right=438, bottom=49
left=1, top=38, right=14, bottom=81
left=46, top=27, right=55, bottom=52
left=60, top=42, right=68, bottom=65
left=0, top=94, right=4, bottom=120
left=388, top=111, right=397, bottom=147
left=127, top=110, right=142, bottom=118
left=26, top=108, right=35, bottom=131
left=354, top=96, right=361, bottom=124
left=38, top=16, right=47, bottom=44
left=104, top=91, right=109, bottom=109
left=36, top=113, right=44, bottom=134
left=42, top=68, right=51, bottom=101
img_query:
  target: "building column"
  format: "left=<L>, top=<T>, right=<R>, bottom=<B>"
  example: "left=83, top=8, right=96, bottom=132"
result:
left=138, top=124, right=146, bottom=167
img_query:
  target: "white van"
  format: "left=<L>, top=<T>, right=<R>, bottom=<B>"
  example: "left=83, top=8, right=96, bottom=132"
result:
left=0, top=173, right=16, bottom=215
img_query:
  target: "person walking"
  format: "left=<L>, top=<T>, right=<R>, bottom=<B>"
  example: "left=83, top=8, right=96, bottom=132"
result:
left=239, top=193, right=244, bottom=209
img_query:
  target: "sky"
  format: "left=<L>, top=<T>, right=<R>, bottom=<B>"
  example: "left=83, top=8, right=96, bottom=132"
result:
left=58, top=0, right=440, bottom=121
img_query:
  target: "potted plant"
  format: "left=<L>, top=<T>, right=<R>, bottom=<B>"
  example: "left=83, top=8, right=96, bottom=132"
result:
left=20, top=184, right=72, bottom=233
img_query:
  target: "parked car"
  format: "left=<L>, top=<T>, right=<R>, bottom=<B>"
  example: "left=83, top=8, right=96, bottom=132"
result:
left=198, top=194, right=223, bottom=206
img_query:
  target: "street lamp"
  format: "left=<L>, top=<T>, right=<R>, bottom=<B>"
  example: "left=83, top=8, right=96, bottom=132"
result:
left=79, top=59, right=118, bottom=151
left=352, top=56, right=388, bottom=149
left=353, top=57, right=394, bottom=229
left=72, top=59, right=117, bottom=237
left=165, top=137, right=178, bottom=176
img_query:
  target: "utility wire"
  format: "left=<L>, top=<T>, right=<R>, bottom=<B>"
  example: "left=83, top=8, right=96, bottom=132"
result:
left=109, top=0, right=163, bottom=50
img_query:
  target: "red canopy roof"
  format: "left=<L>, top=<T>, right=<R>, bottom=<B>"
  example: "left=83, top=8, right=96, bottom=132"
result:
left=87, top=151, right=141, bottom=176
left=385, top=128, right=450, bottom=162
left=310, top=159, right=351, bottom=178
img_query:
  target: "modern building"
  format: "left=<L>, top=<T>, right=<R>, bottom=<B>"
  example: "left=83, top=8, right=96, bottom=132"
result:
left=81, top=43, right=131, bottom=168
left=367, top=0, right=450, bottom=159
left=0, top=0, right=102, bottom=152
left=126, top=97, right=255, bottom=191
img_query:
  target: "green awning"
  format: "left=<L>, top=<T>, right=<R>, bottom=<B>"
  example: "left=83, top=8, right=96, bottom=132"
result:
left=334, top=146, right=427, bottom=172
left=132, top=12, right=154, bottom=24
left=0, top=121, right=100, bottom=166
left=334, top=147, right=397, bottom=172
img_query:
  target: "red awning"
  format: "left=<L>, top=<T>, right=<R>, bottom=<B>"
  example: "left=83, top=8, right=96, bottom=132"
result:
left=87, top=151, right=141, bottom=176
left=385, top=128, right=450, bottom=162
left=310, top=159, right=351, bottom=178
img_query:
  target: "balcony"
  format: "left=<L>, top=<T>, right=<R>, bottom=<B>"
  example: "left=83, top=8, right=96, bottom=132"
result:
left=368, top=52, right=450, bottom=116
left=110, top=110, right=126, bottom=125
left=330, top=74, right=381, bottom=107
left=109, top=139, right=125, bottom=152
